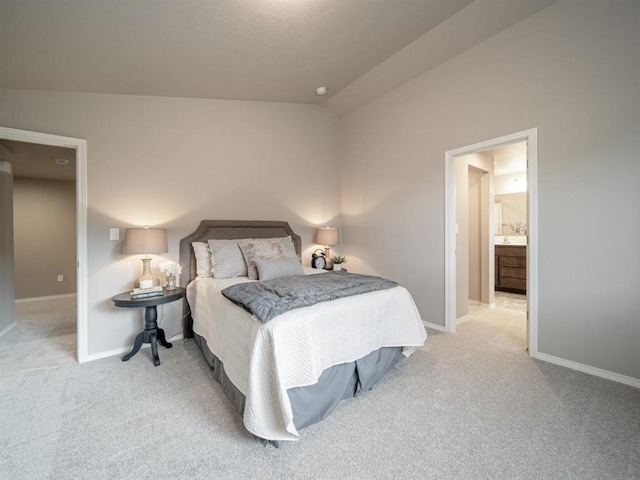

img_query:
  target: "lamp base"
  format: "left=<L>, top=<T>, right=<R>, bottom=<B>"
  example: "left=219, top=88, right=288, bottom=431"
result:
left=324, top=247, right=333, bottom=269
left=138, top=278, right=155, bottom=289
left=137, top=257, right=158, bottom=289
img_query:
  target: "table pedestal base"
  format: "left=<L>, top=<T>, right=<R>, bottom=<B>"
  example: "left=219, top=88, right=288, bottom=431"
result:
left=122, top=304, right=173, bottom=366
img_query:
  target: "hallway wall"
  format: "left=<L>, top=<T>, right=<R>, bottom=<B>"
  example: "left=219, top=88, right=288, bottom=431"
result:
left=0, top=144, right=15, bottom=334
left=13, top=177, right=77, bottom=299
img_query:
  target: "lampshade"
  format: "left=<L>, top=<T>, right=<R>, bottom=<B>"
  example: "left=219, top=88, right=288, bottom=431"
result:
left=123, top=227, right=167, bottom=289
left=316, top=227, right=340, bottom=270
left=123, top=228, right=168, bottom=254
left=316, top=227, right=340, bottom=246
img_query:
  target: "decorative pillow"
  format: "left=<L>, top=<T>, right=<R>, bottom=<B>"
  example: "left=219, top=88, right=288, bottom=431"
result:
left=256, top=258, right=304, bottom=281
left=208, top=239, right=248, bottom=279
left=238, top=236, right=298, bottom=280
left=192, top=242, right=212, bottom=277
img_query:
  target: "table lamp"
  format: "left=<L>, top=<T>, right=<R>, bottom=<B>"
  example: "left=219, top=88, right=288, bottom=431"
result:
left=123, top=226, right=168, bottom=288
left=316, top=227, right=340, bottom=267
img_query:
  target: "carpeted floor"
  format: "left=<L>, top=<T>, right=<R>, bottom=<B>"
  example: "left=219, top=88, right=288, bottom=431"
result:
left=0, top=295, right=76, bottom=347
left=1, top=298, right=639, bottom=479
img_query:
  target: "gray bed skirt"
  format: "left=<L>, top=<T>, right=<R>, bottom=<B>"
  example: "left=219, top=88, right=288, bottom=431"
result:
left=193, top=332, right=403, bottom=446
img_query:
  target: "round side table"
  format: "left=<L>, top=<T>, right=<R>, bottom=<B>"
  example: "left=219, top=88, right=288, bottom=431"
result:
left=111, top=287, right=186, bottom=366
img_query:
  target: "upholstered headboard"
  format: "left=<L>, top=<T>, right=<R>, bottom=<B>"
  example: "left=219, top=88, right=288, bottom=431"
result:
left=178, top=220, right=302, bottom=337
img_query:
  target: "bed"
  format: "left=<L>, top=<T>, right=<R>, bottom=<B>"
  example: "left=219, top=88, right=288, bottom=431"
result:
left=179, top=220, right=426, bottom=445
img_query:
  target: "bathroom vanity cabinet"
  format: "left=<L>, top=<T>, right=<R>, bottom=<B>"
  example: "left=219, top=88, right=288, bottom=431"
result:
left=495, top=245, right=526, bottom=294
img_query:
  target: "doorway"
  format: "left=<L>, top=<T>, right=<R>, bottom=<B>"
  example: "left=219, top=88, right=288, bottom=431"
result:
left=493, top=141, right=528, bottom=320
left=444, top=128, right=538, bottom=355
left=0, top=126, right=88, bottom=362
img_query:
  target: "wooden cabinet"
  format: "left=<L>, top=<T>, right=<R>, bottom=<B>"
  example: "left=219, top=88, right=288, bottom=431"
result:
left=495, top=245, right=526, bottom=294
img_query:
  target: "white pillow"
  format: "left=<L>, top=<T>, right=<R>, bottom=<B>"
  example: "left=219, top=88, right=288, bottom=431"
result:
left=237, top=236, right=298, bottom=280
left=256, top=258, right=304, bottom=281
left=192, top=242, right=212, bottom=277
left=208, top=239, right=248, bottom=279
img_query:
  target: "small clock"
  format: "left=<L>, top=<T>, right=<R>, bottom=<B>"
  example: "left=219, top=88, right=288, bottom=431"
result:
left=311, top=249, right=327, bottom=269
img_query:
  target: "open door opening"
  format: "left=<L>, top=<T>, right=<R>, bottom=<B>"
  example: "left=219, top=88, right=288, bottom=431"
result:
left=444, top=128, right=538, bottom=355
left=0, top=126, right=88, bottom=362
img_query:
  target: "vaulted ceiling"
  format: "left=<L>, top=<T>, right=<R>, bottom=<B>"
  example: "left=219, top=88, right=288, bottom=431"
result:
left=1, top=0, right=556, bottom=112
left=1, top=0, right=556, bottom=180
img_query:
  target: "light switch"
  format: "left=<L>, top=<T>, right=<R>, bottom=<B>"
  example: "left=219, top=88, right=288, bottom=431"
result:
left=110, top=228, right=120, bottom=240
left=57, top=275, right=64, bottom=282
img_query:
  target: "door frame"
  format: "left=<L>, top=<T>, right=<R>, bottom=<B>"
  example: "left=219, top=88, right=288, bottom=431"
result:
left=0, top=126, right=88, bottom=363
left=444, top=128, right=538, bottom=355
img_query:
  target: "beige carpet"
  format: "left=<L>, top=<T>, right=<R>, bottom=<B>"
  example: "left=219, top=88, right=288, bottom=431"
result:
left=1, top=296, right=639, bottom=479
left=468, top=297, right=527, bottom=350
left=1, top=295, right=76, bottom=346
left=0, top=296, right=77, bottom=375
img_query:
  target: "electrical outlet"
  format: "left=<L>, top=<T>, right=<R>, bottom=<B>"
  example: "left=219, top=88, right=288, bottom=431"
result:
left=110, top=228, right=120, bottom=241
left=57, top=275, right=64, bottom=282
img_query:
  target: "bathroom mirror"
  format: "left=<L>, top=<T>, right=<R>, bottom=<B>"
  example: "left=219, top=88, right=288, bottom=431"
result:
left=495, top=192, right=527, bottom=235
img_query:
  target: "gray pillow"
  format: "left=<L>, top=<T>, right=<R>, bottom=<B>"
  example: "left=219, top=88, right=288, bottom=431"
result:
left=255, top=258, right=304, bottom=281
left=208, top=239, right=248, bottom=279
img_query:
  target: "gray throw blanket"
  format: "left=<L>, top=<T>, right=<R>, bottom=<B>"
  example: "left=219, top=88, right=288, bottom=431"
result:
left=221, top=272, right=398, bottom=323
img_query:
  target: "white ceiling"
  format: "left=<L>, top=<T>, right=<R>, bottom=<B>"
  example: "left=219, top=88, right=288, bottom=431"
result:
left=0, top=140, right=76, bottom=181
left=0, top=0, right=474, bottom=104
left=491, top=142, right=527, bottom=177
left=0, top=0, right=556, bottom=110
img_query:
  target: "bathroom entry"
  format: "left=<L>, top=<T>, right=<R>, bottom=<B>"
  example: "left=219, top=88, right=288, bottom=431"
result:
left=453, top=141, right=528, bottom=342
left=455, top=142, right=528, bottom=315
left=444, top=128, right=538, bottom=354
left=492, top=142, right=528, bottom=306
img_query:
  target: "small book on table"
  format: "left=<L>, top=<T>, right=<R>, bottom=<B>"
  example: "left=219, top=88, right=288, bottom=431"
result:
left=131, top=286, right=164, bottom=299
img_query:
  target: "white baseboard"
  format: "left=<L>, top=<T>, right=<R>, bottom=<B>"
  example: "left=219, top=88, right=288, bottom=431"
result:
left=533, top=351, right=640, bottom=389
left=83, top=332, right=185, bottom=363
left=15, top=293, right=77, bottom=303
left=0, top=322, right=17, bottom=339
left=423, top=320, right=446, bottom=332
left=469, top=299, right=495, bottom=309
left=468, top=300, right=496, bottom=309
left=456, top=314, right=472, bottom=326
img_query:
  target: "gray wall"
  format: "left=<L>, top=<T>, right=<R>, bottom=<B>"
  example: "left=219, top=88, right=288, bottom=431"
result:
left=340, top=0, right=640, bottom=379
left=0, top=145, right=15, bottom=334
left=13, top=177, right=76, bottom=299
left=0, top=0, right=638, bottom=382
left=0, top=92, right=341, bottom=356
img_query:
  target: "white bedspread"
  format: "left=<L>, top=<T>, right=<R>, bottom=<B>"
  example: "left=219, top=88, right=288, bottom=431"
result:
left=187, top=269, right=427, bottom=441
